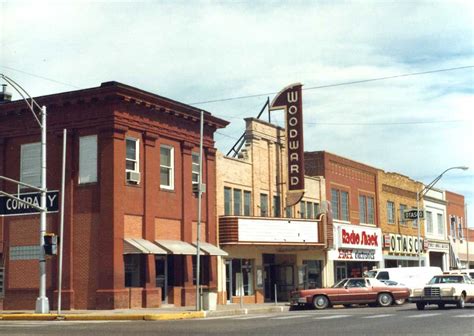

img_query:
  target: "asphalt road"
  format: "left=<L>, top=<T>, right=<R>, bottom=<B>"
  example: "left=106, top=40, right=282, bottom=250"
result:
left=1, top=304, right=473, bottom=336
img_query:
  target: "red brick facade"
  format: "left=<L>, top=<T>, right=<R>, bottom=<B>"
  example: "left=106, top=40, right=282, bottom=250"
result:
left=0, top=82, right=228, bottom=309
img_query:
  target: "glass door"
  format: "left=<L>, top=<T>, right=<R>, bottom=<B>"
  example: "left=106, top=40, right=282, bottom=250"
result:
left=155, top=256, right=167, bottom=303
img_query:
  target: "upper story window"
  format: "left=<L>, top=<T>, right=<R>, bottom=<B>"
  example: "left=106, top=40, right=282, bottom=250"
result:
left=300, top=201, right=306, bottom=219
left=458, top=217, right=463, bottom=240
left=437, top=213, right=444, bottom=235
left=450, top=216, right=457, bottom=239
left=160, top=145, right=174, bottom=190
left=20, top=142, right=41, bottom=188
left=192, top=152, right=200, bottom=184
left=399, top=204, right=407, bottom=225
left=360, top=195, right=374, bottom=224
left=331, top=188, right=349, bottom=221
left=273, top=195, right=281, bottom=217
left=306, top=202, right=314, bottom=219
left=224, top=187, right=232, bottom=216
left=260, top=193, right=268, bottom=217
left=387, top=201, right=395, bottom=224
left=244, top=191, right=252, bottom=216
left=285, top=206, right=293, bottom=218
left=126, top=138, right=139, bottom=172
left=79, top=135, right=98, bottom=184
left=426, top=211, right=433, bottom=233
left=233, top=189, right=242, bottom=216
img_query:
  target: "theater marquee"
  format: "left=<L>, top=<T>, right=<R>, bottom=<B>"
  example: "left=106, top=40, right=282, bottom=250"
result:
left=270, top=83, right=305, bottom=207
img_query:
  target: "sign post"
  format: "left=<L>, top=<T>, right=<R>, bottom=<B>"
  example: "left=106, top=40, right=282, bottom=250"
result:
left=403, top=210, right=424, bottom=221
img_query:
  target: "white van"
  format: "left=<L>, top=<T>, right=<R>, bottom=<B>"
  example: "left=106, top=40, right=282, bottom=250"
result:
left=364, top=266, right=443, bottom=290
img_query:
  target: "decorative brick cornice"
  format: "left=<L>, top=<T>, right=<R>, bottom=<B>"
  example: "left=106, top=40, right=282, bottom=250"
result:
left=144, top=131, right=159, bottom=147
left=181, top=141, right=194, bottom=155
left=100, top=125, right=128, bottom=140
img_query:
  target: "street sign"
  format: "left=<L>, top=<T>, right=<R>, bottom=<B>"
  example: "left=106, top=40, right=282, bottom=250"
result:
left=404, top=209, right=424, bottom=220
left=0, top=191, right=59, bottom=216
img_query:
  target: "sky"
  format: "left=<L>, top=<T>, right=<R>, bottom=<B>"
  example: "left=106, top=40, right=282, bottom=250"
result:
left=1, top=0, right=473, bottom=225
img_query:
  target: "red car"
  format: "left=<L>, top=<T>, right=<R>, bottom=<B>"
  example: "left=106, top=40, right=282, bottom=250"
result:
left=290, top=277, right=410, bottom=309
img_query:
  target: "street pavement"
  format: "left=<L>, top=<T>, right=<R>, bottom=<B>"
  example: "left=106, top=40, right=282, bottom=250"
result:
left=0, top=304, right=473, bottom=335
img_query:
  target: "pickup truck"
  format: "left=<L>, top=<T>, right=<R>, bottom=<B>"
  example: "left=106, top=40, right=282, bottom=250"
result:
left=408, top=274, right=474, bottom=310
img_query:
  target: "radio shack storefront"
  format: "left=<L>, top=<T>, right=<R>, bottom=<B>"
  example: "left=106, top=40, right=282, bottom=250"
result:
left=382, top=233, right=427, bottom=267
left=328, top=223, right=382, bottom=282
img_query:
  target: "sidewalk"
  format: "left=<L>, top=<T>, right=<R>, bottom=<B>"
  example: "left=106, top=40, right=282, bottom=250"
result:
left=0, top=303, right=290, bottom=321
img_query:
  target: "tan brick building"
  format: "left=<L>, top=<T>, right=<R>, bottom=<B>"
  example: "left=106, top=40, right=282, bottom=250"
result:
left=377, top=171, right=426, bottom=267
left=216, top=118, right=328, bottom=304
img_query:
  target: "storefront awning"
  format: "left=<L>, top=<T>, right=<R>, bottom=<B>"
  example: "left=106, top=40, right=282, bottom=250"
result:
left=155, top=240, right=202, bottom=255
left=194, top=241, right=228, bottom=256
left=124, top=238, right=168, bottom=255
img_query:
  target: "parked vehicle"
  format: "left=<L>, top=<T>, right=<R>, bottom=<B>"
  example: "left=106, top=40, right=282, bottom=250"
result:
left=364, top=266, right=442, bottom=291
left=290, top=278, right=410, bottom=310
left=445, top=269, right=474, bottom=279
left=408, top=273, right=474, bottom=310
left=380, top=279, right=408, bottom=305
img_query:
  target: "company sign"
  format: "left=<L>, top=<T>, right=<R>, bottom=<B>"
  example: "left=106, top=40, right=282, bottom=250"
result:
left=385, top=233, right=425, bottom=255
left=270, top=83, right=305, bottom=207
left=338, top=225, right=380, bottom=249
left=338, top=248, right=376, bottom=261
left=0, top=191, right=59, bottom=216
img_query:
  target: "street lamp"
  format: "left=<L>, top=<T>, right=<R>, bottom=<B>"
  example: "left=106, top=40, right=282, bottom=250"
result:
left=0, top=74, right=49, bottom=313
left=416, top=166, right=469, bottom=266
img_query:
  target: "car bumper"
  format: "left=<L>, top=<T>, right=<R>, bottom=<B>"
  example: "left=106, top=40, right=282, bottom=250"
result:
left=290, top=297, right=308, bottom=305
left=408, top=296, right=460, bottom=304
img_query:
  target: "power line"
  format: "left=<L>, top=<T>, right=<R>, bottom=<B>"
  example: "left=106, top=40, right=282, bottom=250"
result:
left=304, top=120, right=466, bottom=126
left=191, top=65, right=474, bottom=105
left=0, top=65, right=81, bottom=89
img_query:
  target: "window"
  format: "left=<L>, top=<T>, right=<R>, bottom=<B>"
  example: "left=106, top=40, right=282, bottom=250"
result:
left=286, top=206, right=293, bottom=218
left=437, top=213, right=444, bottom=235
left=359, top=196, right=367, bottom=223
left=300, top=201, right=306, bottom=219
left=450, top=216, right=457, bottom=239
left=387, top=201, right=395, bottom=224
left=224, top=187, right=232, bottom=216
left=244, top=191, right=251, bottom=216
left=192, top=255, right=210, bottom=286
left=126, top=138, right=139, bottom=172
left=314, top=203, right=320, bottom=218
left=458, top=217, right=463, bottom=240
left=233, top=189, right=242, bottom=216
left=231, top=259, right=254, bottom=296
left=124, top=254, right=144, bottom=287
left=307, top=202, right=313, bottom=219
left=260, top=193, right=268, bottom=217
left=191, top=152, right=200, bottom=184
left=426, top=211, right=433, bottom=233
left=273, top=195, right=281, bottom=217
left=367, top=197, right=374, bottom=224
left=399, top=204, right=407, bottom=225
left=20, top=142, right=41, bottom=187
left=160, top=145, right=174, bottom=189
left=79, top=135, right=97, bottom=184
left=331, top=189, right=349, bottom=221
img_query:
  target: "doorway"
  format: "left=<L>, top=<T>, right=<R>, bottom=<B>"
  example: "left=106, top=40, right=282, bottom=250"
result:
left=155, top=256, right=167, bottom=303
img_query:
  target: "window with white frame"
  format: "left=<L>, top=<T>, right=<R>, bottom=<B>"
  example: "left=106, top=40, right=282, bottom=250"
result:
left=125, top=138, right=139, bottom=172
left=20, top=142, right=41, bottom=188
left=192, top=152, right=200, bottom=185
left=426, top=211, right=433, bottom=233
left=450, top=216, right=457, bottom=239
left=79, top=135, right=98, bottom=184
left=399, top=204, right=407, bottom=225
left=387, top=201, right=395, bottom=224
left=160, top=145, right=174, bottom=189
left=437, top=213, right=444, bottom=235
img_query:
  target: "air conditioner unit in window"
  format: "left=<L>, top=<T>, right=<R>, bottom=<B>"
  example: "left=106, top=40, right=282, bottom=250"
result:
left=126, top=171, right=140, bottom=184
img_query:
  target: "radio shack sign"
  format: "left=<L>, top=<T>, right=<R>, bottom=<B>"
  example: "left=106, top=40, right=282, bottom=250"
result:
left=0, top=191, right=59, bottom=216
left=270, top=83, right=305, bottom=207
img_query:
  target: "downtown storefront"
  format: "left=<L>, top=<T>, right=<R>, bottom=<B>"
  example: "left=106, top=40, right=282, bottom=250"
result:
left=382, top=233, right=427, bottom=267
left=328, top=223, right=383, bottom=282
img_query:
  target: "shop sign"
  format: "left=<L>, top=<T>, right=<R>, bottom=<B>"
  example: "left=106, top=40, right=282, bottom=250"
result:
left=385, top=233, right=425, bottom=255
left=270, top=83, right=305, bottom=207
left=428, top=241, right=449, bottom=251
left=338, top=248, right=376, bottom=261
left=338, top=225, right=380, bottom=249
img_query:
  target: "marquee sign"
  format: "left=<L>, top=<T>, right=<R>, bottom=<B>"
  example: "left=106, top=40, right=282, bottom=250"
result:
left=270, top=83, right=305, bottom=207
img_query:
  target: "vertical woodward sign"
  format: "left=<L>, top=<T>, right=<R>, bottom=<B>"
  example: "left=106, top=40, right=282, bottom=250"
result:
left=270, top=83, right=305, bottom=207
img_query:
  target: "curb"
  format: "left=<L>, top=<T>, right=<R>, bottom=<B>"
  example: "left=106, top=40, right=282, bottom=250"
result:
left=0, top=311, right=206, bottom=321
left=205, top=306, right=288, bottom=317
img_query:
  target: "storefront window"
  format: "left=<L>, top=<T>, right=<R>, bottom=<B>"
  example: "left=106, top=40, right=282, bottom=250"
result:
left=124, top=254, right=144, bottom=287
left=303, top=260, right=322, bottom=289
left=232, top=259, right=254, bottom=296
left=192, top=255, right=210, bottom=286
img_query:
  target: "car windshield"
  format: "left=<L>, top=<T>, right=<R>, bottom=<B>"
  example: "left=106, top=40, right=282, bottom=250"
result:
left=332, top=279, right=348, bottom=288
left=428, top=276, right=463, bottom=284
left=364, top=270, right=377, bottom=278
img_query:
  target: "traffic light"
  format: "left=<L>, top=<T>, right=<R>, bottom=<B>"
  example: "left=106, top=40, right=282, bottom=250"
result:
left=43, top=233, right=58, bottom=256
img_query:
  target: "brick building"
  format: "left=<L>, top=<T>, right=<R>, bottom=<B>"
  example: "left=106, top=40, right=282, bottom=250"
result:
left=217, top=118, right=328, bottom=304
left=0, top=81, right=228, bottom=310
left=377, top=171, right=426, bottom=267
left=304, top=151, right=382, bottom=283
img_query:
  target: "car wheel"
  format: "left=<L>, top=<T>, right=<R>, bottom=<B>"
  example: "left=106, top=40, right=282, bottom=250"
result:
left=456, top=294, right=465, bottom=309
left=416, top=302, right=425, bottom=310
left=438, top=303, right=445, bottom=309
left=377, top=293, right=393, bottom=307
left=313, top=295, right=329, bottom=310
left=395, top=298, right=406, bottom=305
